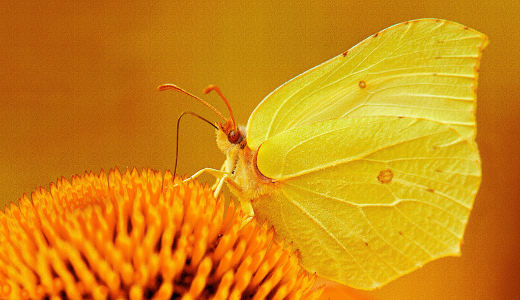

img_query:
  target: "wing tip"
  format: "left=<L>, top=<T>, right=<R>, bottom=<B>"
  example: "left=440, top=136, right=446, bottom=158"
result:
left=394, top=18, right=489, bottom=48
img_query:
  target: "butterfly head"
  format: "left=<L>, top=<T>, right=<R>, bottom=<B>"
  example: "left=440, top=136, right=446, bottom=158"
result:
left=157, top=83, right=249, bottom=163
left=219, top=119, right=243, bottom=144
left=216, top=118, right=248, bottom=154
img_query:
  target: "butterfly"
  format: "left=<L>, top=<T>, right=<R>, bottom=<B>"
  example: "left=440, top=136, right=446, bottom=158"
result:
left=160, top=18, right=488, bottom=290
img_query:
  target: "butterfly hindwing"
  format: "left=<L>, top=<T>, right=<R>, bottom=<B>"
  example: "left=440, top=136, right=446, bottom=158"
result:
left=253, top=116, right=480, bottom=289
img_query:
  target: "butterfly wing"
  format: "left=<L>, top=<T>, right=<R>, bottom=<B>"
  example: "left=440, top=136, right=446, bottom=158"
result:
left=246, top=19, right=488, bottom=150
left=252, top=116, right=481, bottom=289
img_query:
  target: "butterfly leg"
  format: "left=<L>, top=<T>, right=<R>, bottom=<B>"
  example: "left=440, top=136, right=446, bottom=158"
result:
left=182, top=167, right=228, bottom=183
left=238, top=201, right=255, bottom=228
left=239, top=199, right=254, bottom=221
left=212, top=173, right=228, bottom=199
left=219, top=177, right=255, bottom=224
left=210, top=162, right=228, bottom=190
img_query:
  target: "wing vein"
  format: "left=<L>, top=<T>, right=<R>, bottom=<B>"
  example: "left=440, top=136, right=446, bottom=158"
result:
left=357, top=206, right=418, bottom=270
left=282, top=189, right=378, bottom=285
left=282, top=129, right=447, bottom=179
left=394, top=178, right=471, bottom=209
left=393, top=205, right=453, bottom=251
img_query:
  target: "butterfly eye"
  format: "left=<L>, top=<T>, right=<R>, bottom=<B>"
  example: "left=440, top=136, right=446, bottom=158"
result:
left=228, top=130, right=241, bottom=144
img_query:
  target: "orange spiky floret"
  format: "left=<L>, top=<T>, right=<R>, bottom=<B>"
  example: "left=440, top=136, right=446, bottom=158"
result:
left=0, top=168, right=323, bottom=299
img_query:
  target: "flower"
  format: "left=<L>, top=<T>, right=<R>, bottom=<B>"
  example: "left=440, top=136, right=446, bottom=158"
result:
left=0, top=168, right=323, bottom=299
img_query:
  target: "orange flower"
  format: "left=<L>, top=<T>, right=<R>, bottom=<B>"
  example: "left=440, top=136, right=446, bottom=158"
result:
left=0, top=168, right=323, bottom=299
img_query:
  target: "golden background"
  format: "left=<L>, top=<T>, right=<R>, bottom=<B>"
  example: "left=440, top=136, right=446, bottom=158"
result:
left=1, top=1, right=518, bottom=299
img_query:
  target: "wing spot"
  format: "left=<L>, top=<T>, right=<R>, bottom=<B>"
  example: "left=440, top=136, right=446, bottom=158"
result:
left=464, top=26, right=469, bottom=30
left=342, top=50, right=348, bottom=57
left=373, top=32, right=379, bottom=38
left=435, top=169, right=443, bottom=173
left=377, top=169, right=393, bottom=184
left=358, top=80, right=367, bottom=89
left=426, top=188, right=435, bottom=193
left=398, top=231, right=403, bottom=236
left=364, top=242, right=369, bottom=247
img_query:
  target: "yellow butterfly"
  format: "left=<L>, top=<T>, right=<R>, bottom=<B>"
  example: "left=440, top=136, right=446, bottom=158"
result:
left=160, top=18, right=488, bottom=290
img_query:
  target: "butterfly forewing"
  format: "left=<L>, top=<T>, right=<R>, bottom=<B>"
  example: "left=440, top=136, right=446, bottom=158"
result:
left=246, top=19, right=488, bottom=150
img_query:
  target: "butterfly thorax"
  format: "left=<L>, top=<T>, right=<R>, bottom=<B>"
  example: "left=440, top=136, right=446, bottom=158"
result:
left=216, top=124, right=275, bottom=216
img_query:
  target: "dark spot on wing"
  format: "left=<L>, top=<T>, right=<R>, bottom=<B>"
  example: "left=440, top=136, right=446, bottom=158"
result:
left=377, top=169, right=393, bottom=184
left=358, top=80, right=367, bottom=89
left=342, top=50, right=348, bottom=57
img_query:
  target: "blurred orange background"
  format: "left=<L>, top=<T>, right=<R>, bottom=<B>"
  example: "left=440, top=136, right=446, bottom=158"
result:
left=1, top=1, right=518, bottom=299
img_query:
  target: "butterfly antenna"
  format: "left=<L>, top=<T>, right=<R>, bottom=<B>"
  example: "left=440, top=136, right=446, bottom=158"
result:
left=203, top=85, right=236, bottom=130
left=173, top=111, right=217, bottom=178
left=158, top=84, right=227, bottom=123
